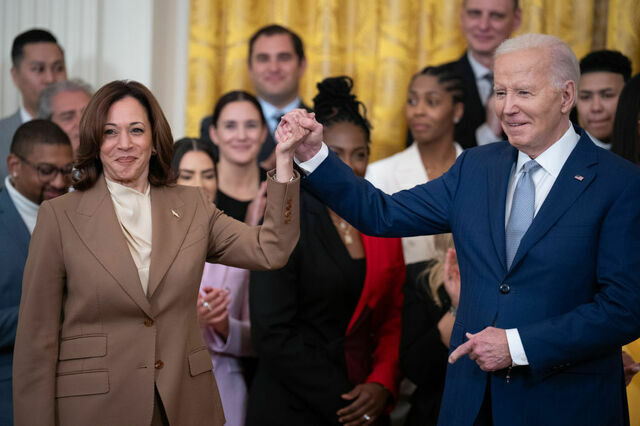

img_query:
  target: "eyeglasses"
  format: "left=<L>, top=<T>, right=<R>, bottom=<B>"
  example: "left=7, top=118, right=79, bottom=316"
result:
left=14, top=153, right=73, bottom=182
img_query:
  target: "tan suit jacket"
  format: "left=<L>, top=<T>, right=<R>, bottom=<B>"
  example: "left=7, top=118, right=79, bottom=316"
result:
left=12, top=173, right=300, bottom=426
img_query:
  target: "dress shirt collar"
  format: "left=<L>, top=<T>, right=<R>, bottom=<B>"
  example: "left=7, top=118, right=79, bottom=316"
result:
left=258, top=96, right=302, bottom=134
left=19, top=104, right=33, bottom=124
left=4, top=175, right=39, bottom=234
left=514, top=123, right=579, bottom=179
left=586, top=130, right=611, bottom=150
left=467, top=51, right=491, bottom=81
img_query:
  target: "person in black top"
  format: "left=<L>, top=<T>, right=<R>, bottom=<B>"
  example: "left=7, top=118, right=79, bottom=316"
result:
left=400, top=234, right=460, bottom=426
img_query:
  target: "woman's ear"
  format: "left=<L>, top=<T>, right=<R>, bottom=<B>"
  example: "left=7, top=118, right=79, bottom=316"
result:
left=209, top=124, right=219, bottom=146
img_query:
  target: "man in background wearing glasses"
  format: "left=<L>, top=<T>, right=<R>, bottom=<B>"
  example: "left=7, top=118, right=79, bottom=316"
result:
left=0, top=119, right=72, bottom=425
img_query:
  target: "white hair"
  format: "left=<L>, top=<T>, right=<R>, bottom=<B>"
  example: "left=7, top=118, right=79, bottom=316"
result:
left=495, top=33, right=579, bottom=92
left=37, top=78, right=93, bottom=120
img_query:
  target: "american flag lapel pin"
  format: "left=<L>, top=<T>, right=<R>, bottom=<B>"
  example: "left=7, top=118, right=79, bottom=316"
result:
left=574, top=175, right=584, bottom=181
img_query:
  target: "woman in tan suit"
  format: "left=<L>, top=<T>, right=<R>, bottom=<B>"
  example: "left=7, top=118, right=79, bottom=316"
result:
left=12, top=80, right=301, bottom=426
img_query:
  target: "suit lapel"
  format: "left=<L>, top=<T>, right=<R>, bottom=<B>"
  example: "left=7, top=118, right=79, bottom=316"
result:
left=487, top=144, right=518, bottom=272
left=147, top=185, right=195, bottom=298
left=67, top=177, right=152, bottom=317
left=509, top=136, right=598, bottom=270
left=0, top=189, right=31, bottom=257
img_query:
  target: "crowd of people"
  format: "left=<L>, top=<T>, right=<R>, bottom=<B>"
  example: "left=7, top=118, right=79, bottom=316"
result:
left=1, top=0, right=640, bottom=425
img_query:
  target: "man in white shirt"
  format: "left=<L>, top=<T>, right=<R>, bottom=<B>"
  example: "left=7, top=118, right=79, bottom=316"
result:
left=283, top=33, right=640, bottom=426
left=575, top=50, right=631, bottom=150
left=0, top=119, right=72, bottom=425
left=438, top=0, right=521, bottom=148
left=200, top=24, right=309, bottom=169
left=0, top=29, right=67, bottom=183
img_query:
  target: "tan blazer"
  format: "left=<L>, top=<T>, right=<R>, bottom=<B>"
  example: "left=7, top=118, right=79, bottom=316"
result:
left=13, top=173, right=300, bottom=426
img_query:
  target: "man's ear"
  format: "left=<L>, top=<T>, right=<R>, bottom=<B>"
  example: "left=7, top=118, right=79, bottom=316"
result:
left=560, top=80, right=576, bottom=115
left=7, top=153, right=21, bottom=178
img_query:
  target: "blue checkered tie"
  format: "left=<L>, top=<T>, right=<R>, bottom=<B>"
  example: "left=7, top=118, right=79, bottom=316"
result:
left=505, top=160, right=541, bottom=268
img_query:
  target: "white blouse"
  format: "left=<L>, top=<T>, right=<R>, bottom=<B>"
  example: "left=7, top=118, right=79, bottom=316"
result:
left=106, top=177, right=152, bottom=295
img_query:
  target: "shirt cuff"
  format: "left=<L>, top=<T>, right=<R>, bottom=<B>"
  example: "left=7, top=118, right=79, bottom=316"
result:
left=506, top=328, right=529, bottom=366
left=294, top=143, right=329, bottom=175
left=475, top=122, right=501, bottom=146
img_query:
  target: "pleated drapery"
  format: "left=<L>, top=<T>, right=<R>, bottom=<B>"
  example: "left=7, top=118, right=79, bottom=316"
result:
left=186, top=0, right=640, bottom=161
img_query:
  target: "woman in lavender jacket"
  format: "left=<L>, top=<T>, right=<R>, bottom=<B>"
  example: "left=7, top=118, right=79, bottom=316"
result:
left=172, top=137, right=266, bottom=426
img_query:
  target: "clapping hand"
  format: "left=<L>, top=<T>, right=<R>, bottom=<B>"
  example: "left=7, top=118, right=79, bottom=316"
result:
left=623, top=351, right=640, bottom=386
left=197, top=286, right=231, bottom=339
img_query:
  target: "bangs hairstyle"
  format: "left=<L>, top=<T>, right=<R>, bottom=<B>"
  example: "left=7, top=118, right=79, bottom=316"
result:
left=411, top=64, right=466, bottom=104
left=312, top=76, right=372, bottom=143
left=74, top=80, right=175, bottom=190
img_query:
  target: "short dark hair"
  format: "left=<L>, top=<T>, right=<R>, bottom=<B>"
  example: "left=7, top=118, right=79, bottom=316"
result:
left=412, top=63, right=466, bottom=104
left=11, top=28, right=62, bottom=68
left=74, top=80, right=175, bottom=190
left=248, top=24, right=305, bottom=64
left=313, top=76, right=372, bottom=143
left=463, top=0, right=519, bottom=10
left=172, top=138, right=218, bottom=177
left=580, top=50, right=632, bottom=82
left=611, top=73, right=640, bottom=165
left=10, top=119, right=70, bottom=159
left=211, top=90, right=266, bottom=128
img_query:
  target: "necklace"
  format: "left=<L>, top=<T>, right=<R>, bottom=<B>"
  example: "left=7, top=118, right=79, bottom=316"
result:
left=329, top=210, right=354, bottom=245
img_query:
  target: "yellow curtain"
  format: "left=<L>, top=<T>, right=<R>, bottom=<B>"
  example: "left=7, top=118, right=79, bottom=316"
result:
left=607, top=0, right=640, bottom=75
left=186, top=0, right=638, bottom=161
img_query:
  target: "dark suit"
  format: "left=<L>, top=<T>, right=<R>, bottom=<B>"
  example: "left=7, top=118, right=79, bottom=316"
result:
left=301, top=132, right=640, bottom=426
left=0, top=110, right=23, bottom=183
left=247, top=190, right=404, bottom=425
left=0, top=188, right=30, bottom=425
left=199, top=101, right=311, bottom=162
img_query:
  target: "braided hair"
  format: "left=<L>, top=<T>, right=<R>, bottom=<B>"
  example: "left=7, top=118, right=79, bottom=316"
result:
left=312, top=76, right=372, bottom=143
left=411, top=63, right=466, bottom=104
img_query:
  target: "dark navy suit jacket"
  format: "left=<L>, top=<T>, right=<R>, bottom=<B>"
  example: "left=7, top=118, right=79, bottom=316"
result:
left=302, top=132, right=640, bottom=426
left=0, top=188, right=30, bottom=424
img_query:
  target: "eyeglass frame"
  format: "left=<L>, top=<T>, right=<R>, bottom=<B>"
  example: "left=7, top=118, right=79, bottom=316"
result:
left=13, top=153, right=74, bottom=183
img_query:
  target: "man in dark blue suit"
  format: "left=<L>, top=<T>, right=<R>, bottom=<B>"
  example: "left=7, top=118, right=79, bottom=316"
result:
left=280, top=33, right=640, bottom=425
left=0, top=120, right=72, bottom=424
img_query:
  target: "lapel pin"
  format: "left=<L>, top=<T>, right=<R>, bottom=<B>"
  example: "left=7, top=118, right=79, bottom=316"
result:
left=171, top=209, right=181, bottom=218
left=574, top=175, right=584, bottom=181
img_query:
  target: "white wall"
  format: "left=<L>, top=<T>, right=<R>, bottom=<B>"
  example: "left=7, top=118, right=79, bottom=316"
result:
left=0, top=0, right=190, bottom=137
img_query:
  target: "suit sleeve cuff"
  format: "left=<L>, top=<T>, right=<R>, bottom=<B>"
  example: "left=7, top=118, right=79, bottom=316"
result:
left=475, top=122, right=501, bottom=146
left=506, top=328, right=529, bottom=366
left=294, top=143, right=329, bottom=175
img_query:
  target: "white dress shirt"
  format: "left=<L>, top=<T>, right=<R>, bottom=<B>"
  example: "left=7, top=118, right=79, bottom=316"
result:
left=467, top=51, right=492, bottom=107
left=4, top=175, right=39, bottom=233
left=504, top=124, right=579, bottom=365
left=297, top=123, right=581, bottom=367
left=19, top=104, right=33, bottom=124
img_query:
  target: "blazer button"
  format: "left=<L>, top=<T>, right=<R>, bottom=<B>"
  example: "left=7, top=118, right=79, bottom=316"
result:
left=144, top=318, right=154, bottom=327
left=499, top=283, right=510, bottom=294
left=154, top=360, right=164, bottom=369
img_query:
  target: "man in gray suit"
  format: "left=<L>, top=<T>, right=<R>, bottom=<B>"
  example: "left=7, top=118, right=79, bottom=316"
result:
left=0, top=29, right=66, bottom=182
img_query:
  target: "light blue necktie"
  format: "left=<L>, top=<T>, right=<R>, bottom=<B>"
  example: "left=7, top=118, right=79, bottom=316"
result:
left=505, top=160, right=541, bottom=268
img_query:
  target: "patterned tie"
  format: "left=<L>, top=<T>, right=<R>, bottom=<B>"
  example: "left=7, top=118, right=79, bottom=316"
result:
left=272, top=111, right=284, bottom=135
left=505, top=160, right=541, bottom=268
